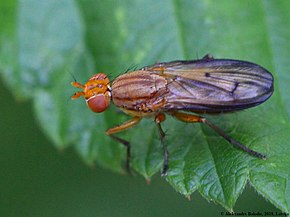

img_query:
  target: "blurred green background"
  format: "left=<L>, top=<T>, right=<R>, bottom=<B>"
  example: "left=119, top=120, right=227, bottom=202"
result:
left=0, top=80, right=280, bottom=217
left=1, top=0, right=289, bottom=216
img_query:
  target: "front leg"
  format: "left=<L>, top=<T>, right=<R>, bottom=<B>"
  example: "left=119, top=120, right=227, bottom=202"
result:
left=106, top=116, right=142, bottom=173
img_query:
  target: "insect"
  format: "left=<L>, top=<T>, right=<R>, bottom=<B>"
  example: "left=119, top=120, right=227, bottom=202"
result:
left=71, top=54, right=274, bottom=176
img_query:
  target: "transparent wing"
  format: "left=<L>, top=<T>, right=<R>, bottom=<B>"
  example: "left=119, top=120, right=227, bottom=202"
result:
left=143, top=58, right=274, bottom=112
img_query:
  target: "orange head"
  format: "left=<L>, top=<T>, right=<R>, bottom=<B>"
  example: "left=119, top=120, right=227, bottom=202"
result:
left=71, top=73, right=111, bottom=113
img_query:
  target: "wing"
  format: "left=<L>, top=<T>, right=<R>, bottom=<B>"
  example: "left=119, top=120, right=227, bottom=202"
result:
left=143, top=58, right=274, bottom=113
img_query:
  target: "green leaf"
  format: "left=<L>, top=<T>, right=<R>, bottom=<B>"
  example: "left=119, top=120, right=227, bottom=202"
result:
left=1, top=0, right=290, bottom=211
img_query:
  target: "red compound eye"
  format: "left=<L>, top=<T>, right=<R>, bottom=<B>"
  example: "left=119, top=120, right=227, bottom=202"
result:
left=87, top=94, right=110, bottom=113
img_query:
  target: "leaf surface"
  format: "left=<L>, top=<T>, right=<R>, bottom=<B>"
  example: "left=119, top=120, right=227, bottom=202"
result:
left=1, top=0, right=289, bottom=211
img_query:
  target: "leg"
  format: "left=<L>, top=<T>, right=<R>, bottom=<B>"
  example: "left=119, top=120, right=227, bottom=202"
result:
left=202, top=54, right=214, bottom=60
left=155, top=114, right=169, bottom=176
left=106, top=116, right=141, bottom=135
left=170, top=111, right=266, bottom=159
left=109, top=134, right=132, bottom=173
left=106, top=116, right=142, bottom=173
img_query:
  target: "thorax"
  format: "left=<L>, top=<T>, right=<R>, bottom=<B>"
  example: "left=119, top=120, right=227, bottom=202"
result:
left=111, top=70, right=168, bottom=116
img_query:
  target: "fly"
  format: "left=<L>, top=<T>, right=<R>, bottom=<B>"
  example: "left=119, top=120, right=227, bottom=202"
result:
left=71, top=54, right=274, bottom=176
